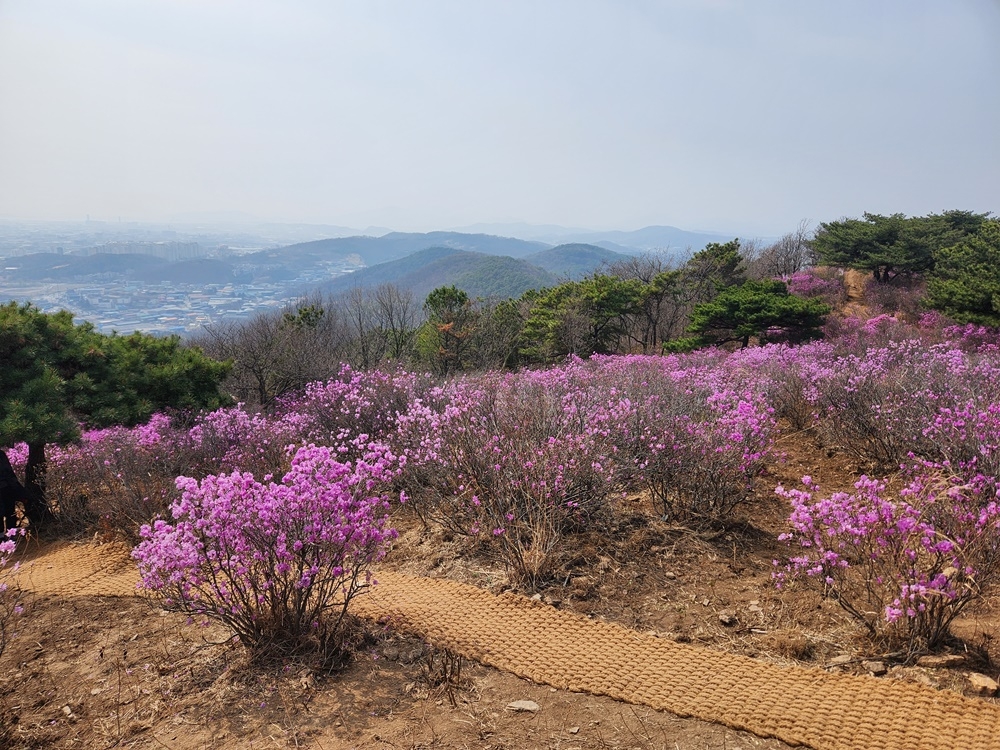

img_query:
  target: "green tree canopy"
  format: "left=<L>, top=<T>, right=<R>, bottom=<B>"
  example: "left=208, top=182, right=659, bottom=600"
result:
left=683, top=239, right=747, bottom=300
left=811, top=211, right=988, bottom=283
left=420, top=286, right=476, bottom=375
left=0, top=302, right=230, bottom=522
left=925, top=220, right=1000, bottom=326
left=677, top=280, right=830, bottom=350
left=519, top=274, right=643, bottom=361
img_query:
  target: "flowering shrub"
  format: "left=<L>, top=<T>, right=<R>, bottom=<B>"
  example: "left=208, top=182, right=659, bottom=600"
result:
left=864, top=276, right=927, bottom=320
left=132, top=444, right=399, bottom=662
left=397, top=363, right=625, bottom=585
left=622, top=363, right=776, bottom=523
left=30, top=414, right=209, bottom=540
left=4, top=444, right=28, bottom=475
left=809, top=339, right=1000, bottom=470
left=941, top=322, right=1000, bottom=352
left=0, top=528, right=25, bottom=660
left=785, top=269, right=845, bottom=306
left=281, top=365, right=427, bottom=458
left=776, top=470, right=1000, bottom=655
left=185, top=404, right=297, bottom=478
left=57, top=422, right=184, bottom=539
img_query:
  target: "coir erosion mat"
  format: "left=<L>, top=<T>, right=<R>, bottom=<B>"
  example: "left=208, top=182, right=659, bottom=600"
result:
left=9, top=541, right=1000, bottom=750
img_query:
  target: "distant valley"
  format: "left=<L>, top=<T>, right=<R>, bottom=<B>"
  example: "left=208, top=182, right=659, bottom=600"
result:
left=0, top=222, right=739, bottom=334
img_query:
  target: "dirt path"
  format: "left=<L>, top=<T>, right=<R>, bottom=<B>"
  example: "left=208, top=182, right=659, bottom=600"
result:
left=841, top=268, right=870, bottom=319
left=10, top=541, right=1000, bottom=750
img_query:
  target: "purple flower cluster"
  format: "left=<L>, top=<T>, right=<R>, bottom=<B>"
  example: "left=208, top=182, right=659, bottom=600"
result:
left=0, top=527, right=25, bottom=658
left=776, top=469, right=1000, bottom=651
left=806, top=338, right=1000, bottom=471
left=606, top=354, right=776, bottom=522
left=785, top=269, right=845, bottom=305
left=132, top=444, right=399, bottom=657
left=394, top=361, right=626, bottom=583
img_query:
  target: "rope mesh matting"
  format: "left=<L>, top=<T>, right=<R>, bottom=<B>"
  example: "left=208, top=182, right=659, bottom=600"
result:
left=9, top=542, right=1000, bottom=750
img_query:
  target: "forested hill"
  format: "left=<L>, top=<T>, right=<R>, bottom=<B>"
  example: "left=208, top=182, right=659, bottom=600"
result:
left=249, top=231, right=550, bottom=268
left=318, top=246, right=558, bottom=301
left=525, top=243, right=628, bottom=279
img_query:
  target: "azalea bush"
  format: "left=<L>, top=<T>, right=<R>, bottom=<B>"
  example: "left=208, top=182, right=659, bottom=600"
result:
left=785, top=269, right=845, bottom=307
left=132, top=444, right=399, bottom=663
left=809, top=339, right=1000, bottom=470
left=0, top=528, right=25, bottom=660
left=50, top=416, right=187, bottom=539
left=775, top=469, right=1000, bottom=656
left=397, top=364, right=625, bottom=585
left=282, top=365, right=427, bottom=458
left=624, top=368, right=775, bottom=523
left=184, top=404, right=298, bottom=478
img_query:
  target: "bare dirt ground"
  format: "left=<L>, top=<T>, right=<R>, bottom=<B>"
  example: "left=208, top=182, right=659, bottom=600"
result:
left=0, top=594, right=792, bottom=750
left=1, top=429, right=998, bottom=749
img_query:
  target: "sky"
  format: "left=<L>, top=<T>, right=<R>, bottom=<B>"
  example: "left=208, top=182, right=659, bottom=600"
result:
left=0, top=1, right=997, bottom=236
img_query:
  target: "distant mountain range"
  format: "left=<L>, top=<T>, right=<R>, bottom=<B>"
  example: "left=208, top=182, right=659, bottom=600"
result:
left=1, top=226, right=738, bottom=303
left=1, top=252, right=239, bottom=285
left=447, top=223, right=738, bottom=253
left=524, top=243, right=626, bottom=278
left=252, top=231, right=550, bottom=269
left=319, top=243, right=629, bottom=301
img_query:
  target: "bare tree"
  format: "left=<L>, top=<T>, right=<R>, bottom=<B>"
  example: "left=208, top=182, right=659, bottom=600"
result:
left=747, top=220, right=815, bottom=279
left=336, top=286, right=389, bottom=370
left=607, top=253, right=692, bottom=352
left=468, top=298, right=526, bottom=370
left=196, top=295, right=349, bottom=408
left=372, top=284, right=418, bottom=361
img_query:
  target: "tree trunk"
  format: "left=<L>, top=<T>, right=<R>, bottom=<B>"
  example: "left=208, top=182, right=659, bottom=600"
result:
left=23, top=442, right=54, bottom=528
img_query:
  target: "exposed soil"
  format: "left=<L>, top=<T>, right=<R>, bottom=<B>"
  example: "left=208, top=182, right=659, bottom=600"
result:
left=0, top=594, right=792, bottom=750
left=1, top=429, right=999, bottom=749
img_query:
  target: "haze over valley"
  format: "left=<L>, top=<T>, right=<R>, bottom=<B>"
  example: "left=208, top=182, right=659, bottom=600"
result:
left=0, top=219, right=738, bottom=334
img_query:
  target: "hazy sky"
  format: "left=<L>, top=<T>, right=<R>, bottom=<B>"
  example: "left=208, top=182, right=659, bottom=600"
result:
left=1, top=1, right=997, bottom=235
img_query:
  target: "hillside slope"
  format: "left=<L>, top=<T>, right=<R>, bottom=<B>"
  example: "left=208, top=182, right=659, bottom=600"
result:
left=319, top=246, right=556, bottom=301
left=253, top=231, right=549, bottom=268
left=525, top=243, right=628, bottom=279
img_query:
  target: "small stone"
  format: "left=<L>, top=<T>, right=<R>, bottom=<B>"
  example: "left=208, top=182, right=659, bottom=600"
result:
left=90, top=688, right=102, bottom=695
left=718, top=612, right=738, bottom=627
left=506, top=700, right=540, bottom=712
left=862, top=660, right=887, bottom=676
left=569, top=726, right=580, bottom=734
left=664, top=571, right=676, bottom=580
left=530, top=593, right=543, bottom=602
left=828, top=654, right=853, bottom=666
left=62, top=705, right=73, bottom=716
left=908, top=669, right=936, bottom=687
left=916, top=654, right=966, bottom=669
left=701, top=598, right=710, bottom=607
left=968, top=673, right=999, bottom=697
